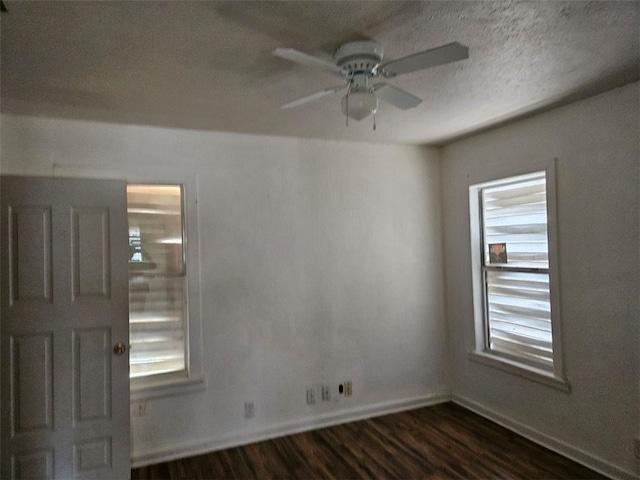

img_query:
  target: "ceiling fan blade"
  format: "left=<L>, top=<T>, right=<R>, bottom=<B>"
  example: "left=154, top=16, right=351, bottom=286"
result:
left=374, top=83, right=422, bottom=110
left=380, top=42, right=469, bottom=77
left=273, top=48, right=346, bottom=77
left=280, top=85, right=346, bottom=109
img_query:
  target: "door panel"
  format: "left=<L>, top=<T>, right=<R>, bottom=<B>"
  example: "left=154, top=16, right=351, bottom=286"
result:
left=71, top=207, right=111, bottom=299
left=8, top=205, right=53, bottom=305
left=11, top=333, right=54, bottom=434
left=1, top=176, right=130, bottom=480
left=72, top=328, right=111, bottom=422
left=73, top=437, right=112, bottom=473
left=11, top=449, right=54, bottom=479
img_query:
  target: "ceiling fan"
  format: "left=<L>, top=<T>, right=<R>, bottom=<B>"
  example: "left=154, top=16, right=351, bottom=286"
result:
left=273, top=40, right=469, bottom=128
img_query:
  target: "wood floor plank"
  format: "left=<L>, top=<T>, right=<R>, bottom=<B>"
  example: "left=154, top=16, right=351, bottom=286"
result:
left=132, top=402, right=606, bottom=479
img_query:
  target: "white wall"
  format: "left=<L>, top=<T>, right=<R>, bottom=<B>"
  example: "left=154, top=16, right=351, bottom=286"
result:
left=0, top=115, right=449, bottom=464
left=441, top=82, right=639, bottom=479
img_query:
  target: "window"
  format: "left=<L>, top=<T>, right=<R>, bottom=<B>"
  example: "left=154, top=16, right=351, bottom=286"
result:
left=469, top=169, right=567, bottom=389
left=127, top=184, right=187, bottom=379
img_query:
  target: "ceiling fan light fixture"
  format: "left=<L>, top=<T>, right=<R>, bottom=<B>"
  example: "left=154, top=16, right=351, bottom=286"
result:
left=341, top=91, right=378, bottom=121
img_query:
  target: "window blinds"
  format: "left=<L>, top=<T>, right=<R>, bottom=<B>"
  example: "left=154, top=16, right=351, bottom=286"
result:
left=127, top=185, right=187, bottom=379
left=481, top=174, right=553, bottom=367
left=129, top=277, right=186, bottom=378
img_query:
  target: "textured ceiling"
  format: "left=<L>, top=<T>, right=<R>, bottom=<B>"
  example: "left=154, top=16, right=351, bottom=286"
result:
left=1, top=1, right=638, bottom=145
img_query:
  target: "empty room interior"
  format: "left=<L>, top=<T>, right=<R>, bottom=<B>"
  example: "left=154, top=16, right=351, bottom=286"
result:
left=0, top=1, right=638, bottom=479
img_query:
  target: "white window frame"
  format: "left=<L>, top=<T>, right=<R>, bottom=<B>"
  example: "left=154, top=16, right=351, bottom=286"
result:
left=126, top=170, right=205, bottom=400
left=468, top=160, right=569, bottom=391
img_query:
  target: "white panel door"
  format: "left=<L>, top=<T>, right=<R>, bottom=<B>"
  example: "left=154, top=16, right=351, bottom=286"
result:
left=1, top=176, right=130, bottom=479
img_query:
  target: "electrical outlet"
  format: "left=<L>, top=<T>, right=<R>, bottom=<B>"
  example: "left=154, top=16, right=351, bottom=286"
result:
left=306, top=388, right=316, bottom=405
left=321, top=384, right=331, bottom=401
left=244, top=401, right=255, bottom=419
left=132, top=401, right=146, bottom=417
left=344, top=381, right=352, bottom=397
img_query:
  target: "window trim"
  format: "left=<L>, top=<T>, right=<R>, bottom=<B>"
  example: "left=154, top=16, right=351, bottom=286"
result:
left=468, top=159, right=569, bottom=391
left=124, top=170, right=205, bottom=400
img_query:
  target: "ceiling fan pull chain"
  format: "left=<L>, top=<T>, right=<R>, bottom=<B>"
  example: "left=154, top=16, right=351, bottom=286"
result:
left=345, top=86, right=350, bottom=127
left=346, top=96, right=349, bottom=127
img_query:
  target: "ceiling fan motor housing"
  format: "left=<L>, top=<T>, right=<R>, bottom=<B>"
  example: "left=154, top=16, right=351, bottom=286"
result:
left=335, top=41, right=383, bottom=75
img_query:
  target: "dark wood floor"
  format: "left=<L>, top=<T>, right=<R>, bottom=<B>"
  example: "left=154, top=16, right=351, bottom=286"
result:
left=132, top=402, right=605, bottom=479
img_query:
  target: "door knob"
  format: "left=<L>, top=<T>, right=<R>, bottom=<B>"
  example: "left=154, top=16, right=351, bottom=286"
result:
left=113, top=342, right=126, bottom=355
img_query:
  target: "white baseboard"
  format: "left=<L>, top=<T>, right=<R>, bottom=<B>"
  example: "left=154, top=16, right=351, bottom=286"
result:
left=133, top=390, right=637, bottom=479
left=131, top=390, right=450, bottom=468
left=452, top=394, right=638, bottom=480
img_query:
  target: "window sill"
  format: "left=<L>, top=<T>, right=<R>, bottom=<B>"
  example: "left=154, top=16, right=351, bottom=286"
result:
left=130, top=373, right=207, bottom=401
left=468, top=351, right=571, bottom=393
